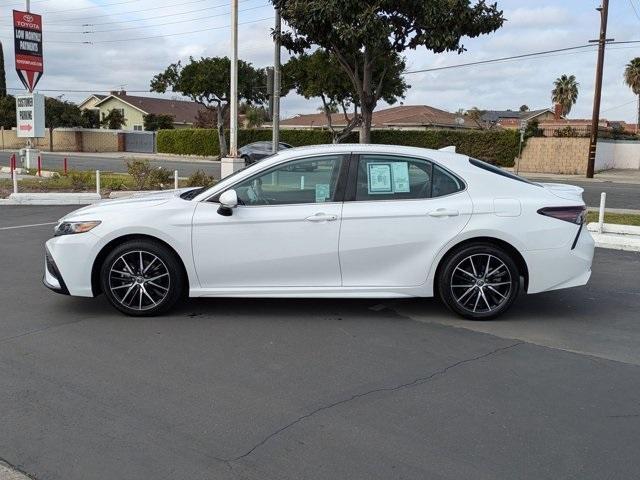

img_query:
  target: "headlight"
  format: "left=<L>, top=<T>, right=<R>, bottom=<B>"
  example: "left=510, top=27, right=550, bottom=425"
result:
left=54, top=221, right=101, bottom=236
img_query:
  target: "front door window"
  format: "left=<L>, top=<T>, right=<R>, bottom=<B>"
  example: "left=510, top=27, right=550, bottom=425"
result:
left=233, top=155, right=344, bottom=206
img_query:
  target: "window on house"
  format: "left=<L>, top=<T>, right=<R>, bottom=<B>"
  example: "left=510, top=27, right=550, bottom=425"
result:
left=133, top=125, right=143, bottom=131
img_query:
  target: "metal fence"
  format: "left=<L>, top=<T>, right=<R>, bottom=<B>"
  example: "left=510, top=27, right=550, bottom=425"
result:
left=124, top=132, right=156, bottom=153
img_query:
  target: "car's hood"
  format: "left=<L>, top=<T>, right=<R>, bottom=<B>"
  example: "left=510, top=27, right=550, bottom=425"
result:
left=60, top=188, right=194, bottom=221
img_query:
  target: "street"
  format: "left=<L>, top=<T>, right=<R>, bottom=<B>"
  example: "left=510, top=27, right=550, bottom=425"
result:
left=0, top=151, right=222, bottom=178
left=529, top=177, right=640, bottom=210
left=1, top=206, right=639, bottom=480
left=1, top=152, right=638, bottom=209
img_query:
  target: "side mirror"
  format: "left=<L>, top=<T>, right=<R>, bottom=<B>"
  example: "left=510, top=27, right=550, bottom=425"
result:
left=217, top=189, right=238, bottom=216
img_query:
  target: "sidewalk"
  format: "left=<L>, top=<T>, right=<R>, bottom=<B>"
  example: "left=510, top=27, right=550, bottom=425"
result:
left=514, top=169, right=640, bottom=185
left=1, top=149, right=220, bottom=164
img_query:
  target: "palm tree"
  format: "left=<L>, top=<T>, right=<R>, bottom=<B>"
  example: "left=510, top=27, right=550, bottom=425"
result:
left=624, top=58, right=640, bottom=133
left=551, top=74, right=579, bottom=117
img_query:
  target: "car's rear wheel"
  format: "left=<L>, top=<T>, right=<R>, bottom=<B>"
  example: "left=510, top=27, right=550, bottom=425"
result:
left=100, top=239, right=185, bottom=316
left=438, top=243, right=520, bottom=320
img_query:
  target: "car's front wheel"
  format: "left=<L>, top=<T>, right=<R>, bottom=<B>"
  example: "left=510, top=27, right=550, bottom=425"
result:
left=438, top=243, right=520, bottom=320
left=100, top=239, right=186, bottom=316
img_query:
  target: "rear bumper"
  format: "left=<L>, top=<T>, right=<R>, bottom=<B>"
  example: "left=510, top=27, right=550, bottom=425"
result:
left=524, top=226, right=595, bottom=294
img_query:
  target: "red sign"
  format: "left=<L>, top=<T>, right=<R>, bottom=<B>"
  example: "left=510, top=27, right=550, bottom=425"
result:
left=13, top=10, right=43, bottom=92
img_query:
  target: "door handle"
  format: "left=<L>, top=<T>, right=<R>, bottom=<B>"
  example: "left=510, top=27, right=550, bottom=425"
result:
left=428, top=208, right=459, bottom=218
left=306, top=213, right=338, bottom=222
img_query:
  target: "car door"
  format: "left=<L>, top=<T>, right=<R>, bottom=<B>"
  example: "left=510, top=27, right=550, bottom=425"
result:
left=192, top=154, right=348, bottom=289
left=339, top=154, right=473, bottom=287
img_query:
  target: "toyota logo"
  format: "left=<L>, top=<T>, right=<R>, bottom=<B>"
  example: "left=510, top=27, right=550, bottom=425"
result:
left=23, top=14, right=33, bottom=22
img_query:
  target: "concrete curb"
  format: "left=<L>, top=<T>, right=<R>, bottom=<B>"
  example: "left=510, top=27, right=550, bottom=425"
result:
left=0, top=461, right=32, bottom=480
left=6, top=193, right=102, bottom=205
left=587, top=222, right=640, bottom=252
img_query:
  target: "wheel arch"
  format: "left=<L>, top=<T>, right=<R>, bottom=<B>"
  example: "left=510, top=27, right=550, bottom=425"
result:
left=91, top=233, right=189, bottom=296
left=433, top=236, right=529, bottom=296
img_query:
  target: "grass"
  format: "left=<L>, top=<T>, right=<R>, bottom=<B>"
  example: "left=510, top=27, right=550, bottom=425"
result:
left=586, top=211, right=640, bottom=226
left=0, top=172, right=192, bottom=197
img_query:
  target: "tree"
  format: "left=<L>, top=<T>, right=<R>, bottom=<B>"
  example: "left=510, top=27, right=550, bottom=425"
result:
left=273, top=0, right=504, bottom=143
left=193, top=109, right=215, bottom=128
left=0, top=42, right=6, bottom=97
left=143, top=113, right=175, bottom=131
left=519, top=104, right=529, bottom=112
left=284, top=50, right=407, bottom=143
left=624, top=57, right=640, bottom=133
left=80, top=109, right=100, bottom=129
left=150, top=57, right=266, bottom=157
left=244, top=106, right=268, bottom=128
left=551, top=74, right=579, bottom=117
left=0, top=94, right=15, bottom=128
left=45, top=97, right=83, bottom=151
left=100, top=108, right=126, bottom=130
left=466, top=106, right=488, bottom=129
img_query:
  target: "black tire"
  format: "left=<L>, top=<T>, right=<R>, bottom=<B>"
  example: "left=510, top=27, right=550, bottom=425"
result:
left=100, top=239, right=186, bottom=316
left=438, top=243, right=520, bottom=320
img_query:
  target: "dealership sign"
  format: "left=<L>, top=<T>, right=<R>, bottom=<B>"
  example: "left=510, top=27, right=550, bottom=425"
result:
left=13, top=10, right=44, bottom=92
left=16, top=93, right=45, bottom=138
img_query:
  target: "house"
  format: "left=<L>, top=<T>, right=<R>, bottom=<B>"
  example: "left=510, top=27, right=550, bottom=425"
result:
left=480, top=108, right=557, bottom=129
left=79, top=91, right=204, bottom=131
left=279, top=105, right=479, bottom=131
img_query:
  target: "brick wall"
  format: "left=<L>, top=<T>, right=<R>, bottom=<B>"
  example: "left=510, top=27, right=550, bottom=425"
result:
left=517, top=137, right=590, bottom=174
left=0, top=128, right=124, bottom=153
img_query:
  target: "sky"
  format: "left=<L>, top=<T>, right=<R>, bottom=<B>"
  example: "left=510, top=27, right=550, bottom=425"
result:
left=1, top=0, right=639, bottom=122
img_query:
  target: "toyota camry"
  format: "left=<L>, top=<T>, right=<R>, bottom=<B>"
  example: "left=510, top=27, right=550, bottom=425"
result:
left=44, top=144, right=594, bottom=320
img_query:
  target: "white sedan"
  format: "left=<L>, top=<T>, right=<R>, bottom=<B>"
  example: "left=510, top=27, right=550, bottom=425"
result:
left=44, top=144, right=594, bottom=320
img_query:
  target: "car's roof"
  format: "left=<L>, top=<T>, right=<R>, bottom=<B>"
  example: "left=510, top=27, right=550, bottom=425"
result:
left=271, top=143, right=466, bottom=163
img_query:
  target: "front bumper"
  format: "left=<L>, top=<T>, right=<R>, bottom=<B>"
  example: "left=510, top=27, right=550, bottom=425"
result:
left=43, top=246, right=70, bottom=295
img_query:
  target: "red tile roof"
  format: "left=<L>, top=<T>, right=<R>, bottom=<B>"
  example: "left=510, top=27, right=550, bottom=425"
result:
left=280, top=105, right=476, bottom=129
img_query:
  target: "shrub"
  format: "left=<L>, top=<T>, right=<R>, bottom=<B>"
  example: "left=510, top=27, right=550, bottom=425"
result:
left=553, top=126, right=579, bottom=138
left=67, top=170, right=92, bottom=191
left=148, top=167, right=172, bottom=189
left=102, top=177, right=128, bottom=191
left=126, top=159, right=152, bottom=189
left=186, top=169, right=216, bottom=188
left=157, top=128, right=520, bottom=166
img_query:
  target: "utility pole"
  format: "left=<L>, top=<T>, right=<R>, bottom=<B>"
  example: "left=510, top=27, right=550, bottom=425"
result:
left=272, top=8, right=281, bottom=154
left=26, top=0, right=30, bottom=12
left=229, top=0, right=238, bottom=158
left=221, top=0, right=242, bottom=177
left=586, top=0, right=610, bottom=178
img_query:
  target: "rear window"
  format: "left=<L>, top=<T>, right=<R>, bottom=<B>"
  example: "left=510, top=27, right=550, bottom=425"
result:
left=469, top=158, right=541, bottom=187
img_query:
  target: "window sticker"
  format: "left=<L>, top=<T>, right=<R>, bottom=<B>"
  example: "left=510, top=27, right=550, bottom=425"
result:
left=392, top=162, right=410, bottom=193
left=315, top=183, right=330, bottom=203
left=367, top=163, right=393, bottom=194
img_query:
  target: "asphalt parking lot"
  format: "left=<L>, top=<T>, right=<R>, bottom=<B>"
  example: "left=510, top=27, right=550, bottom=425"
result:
left=1, top=206, right=639, bottom=480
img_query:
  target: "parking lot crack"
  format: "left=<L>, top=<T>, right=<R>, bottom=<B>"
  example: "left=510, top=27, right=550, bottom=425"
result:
left=228, top=341, right=524, bottom=462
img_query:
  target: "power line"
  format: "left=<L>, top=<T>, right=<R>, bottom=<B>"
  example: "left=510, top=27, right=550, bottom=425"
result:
left=404, top=44, right=597, bottom=75
left=0, top=15, right=274, bottom=44
left=601, top=99, right=638, bottom=113
left=81, top=16, right=274, bottom=44
left=403, top=41, right=640, bottom=76
left=628, top=0, right=640, bottom=22
left=34, top=4, right=271, bottom=35
left=45, top=0, right=253, bottom=25
left=43, top=0, right=148, bottom=15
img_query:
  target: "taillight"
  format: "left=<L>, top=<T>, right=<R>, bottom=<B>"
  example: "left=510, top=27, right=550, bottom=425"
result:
left=538, top=206, right=586, bottom=225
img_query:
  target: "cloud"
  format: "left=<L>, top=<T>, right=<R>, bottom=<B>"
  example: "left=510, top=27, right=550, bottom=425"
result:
left=0, top=0, right=637, bottom=123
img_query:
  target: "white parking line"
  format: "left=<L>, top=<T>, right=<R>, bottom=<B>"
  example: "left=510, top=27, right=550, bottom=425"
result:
left=0, top=222, right=57, bottom=231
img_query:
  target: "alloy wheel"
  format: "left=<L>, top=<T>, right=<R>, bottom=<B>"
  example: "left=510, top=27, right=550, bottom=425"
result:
left=108, top=250, right=170, bottom=312
left=450, top=253, right=512, bottom=314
